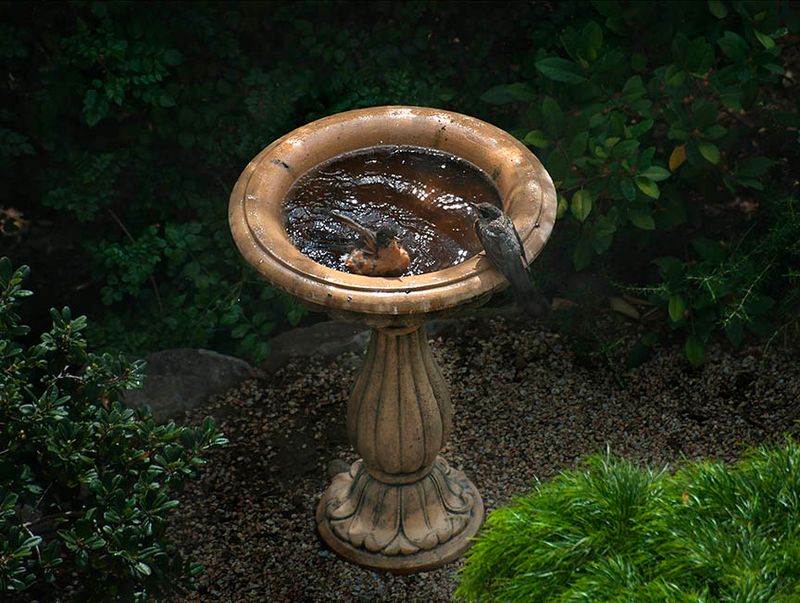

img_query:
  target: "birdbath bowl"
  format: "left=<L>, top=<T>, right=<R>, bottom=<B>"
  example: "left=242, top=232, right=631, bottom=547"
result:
left=229, top=106, right=556, bottom=573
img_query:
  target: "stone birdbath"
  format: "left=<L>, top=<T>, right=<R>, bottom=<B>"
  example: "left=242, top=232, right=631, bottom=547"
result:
left=229, top=106, right=556, bottom=573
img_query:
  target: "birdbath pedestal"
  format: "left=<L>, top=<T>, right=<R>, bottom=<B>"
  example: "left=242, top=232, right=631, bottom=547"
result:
left=228, top=106, right=556, bottom=573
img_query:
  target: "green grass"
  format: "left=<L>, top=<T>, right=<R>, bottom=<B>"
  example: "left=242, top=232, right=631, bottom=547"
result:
left=456, top=439, right=800, bottom=602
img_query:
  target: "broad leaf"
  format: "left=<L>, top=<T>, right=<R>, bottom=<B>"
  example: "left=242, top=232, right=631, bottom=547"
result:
left=639, top=166, right=671, bottom=181
left=535, top=57, right=587, bottom=84
left=523, top=130, right=550, bottom=148
left=634, top=176, right=660, bottom=199
left=685, top=334, right=705, bottom=367
left=697, top=141, right=720, bottom=164
left=629, top=206, right=656, bottom=230
left=668, top=295, right=686, bottom=322
left=570, top=190, right=593, bottom=222
left=718, top=31, right=749, bottom=62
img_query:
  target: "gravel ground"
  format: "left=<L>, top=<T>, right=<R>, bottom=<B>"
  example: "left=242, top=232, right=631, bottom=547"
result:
left=169, top=315, right=799, bottom=603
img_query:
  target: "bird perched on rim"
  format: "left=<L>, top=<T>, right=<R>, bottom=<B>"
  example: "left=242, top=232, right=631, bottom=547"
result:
left=330, top=210, right=410, bottom=277
left=474, top=202, right=547, bottom=315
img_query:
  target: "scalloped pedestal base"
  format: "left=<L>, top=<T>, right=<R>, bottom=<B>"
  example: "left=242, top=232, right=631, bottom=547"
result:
left=316, top=457, right=484, bottom=573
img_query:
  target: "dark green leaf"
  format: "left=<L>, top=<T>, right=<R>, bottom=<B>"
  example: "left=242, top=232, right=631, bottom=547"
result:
left=685, top=334, right=705, bottom=367
left=163, top=49, right=184, bottom=66
left=545, top=149, right=568, bottom=180
left=135, top=561, right=152, bottom=576
left=481, top=83, right=535, bottom=105
left=668, top=295, right=686, bottom=322
left=610, top=139, right=639, bottom=158
left=523, top=130, right=550, bottom=148
left=628, top=205, right=656, bottom=230
left=535, top=57, right=587, bottom=84
left=567, top=132, right=589, bottom=159
left=692, top=237, right=726, bottom=263
left=653, top=256, right=684, bottom=283
left=570, top=190, right=593, bottom=222
left=737, top=157, right=772, bottom=178
left=692, top=99, right=718, bottom=128
left=621, top=178, right=637, bottom=202
left=634, top=177, right=660, bottom=199
left=506, top=83, right=536, bottom=101
left=556, top=194, right=568, bottom=219
left=718, top=31, right=749, bottom=61
left=686, top=37, right=714, bottom=73
left=665, top=64, right=686, bottom=87
left=708, top=0, right=727, bottom=18
left=725, top=320, right=744, bottom=346
left=542, top=96, right=564, bottom=137
left=753, top=29, right=775, bottom=49
left=627, top=119, right=653, bottom=138
left=622, top=75, right=646, bottom=100
left=698, top=141, right=720, bottom=164
left=158, top=93, right=176, bottom=108
left=592, top=213, right=616, bottom=253
left=231, top=324, right=249, bottom=339
left=639, top=166, right=671, bottom=181
left=83, top=89, right=109, bottom=127
left=703, top=125, right=728, bottom=139
left=583, top=21, right=603, bottom=60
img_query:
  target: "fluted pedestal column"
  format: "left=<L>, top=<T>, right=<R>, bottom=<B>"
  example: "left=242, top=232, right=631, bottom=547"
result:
left=316, top=325, right=483, bottom=573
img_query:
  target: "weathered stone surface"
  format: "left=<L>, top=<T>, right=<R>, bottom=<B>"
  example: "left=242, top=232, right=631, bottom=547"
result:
left=125, top=348, right=254, bottom=422
left=260, top=321, right=370, bottom=373
left=260, top=310, right=525, bottom=375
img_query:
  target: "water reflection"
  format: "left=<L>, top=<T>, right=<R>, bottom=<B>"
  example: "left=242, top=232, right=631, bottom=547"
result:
left=283, top=145, right=502, bottom=275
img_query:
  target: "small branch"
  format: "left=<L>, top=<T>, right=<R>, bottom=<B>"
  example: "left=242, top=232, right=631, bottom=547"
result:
left=24, top=509, right=84, bottom=532
left=22, top=523, right=42, bottom=562
left=723, top=108, right=755, bottom=129
left=106, top=208, right=164, bottom=315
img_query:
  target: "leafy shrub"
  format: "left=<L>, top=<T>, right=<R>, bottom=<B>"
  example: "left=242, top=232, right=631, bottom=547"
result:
left=482, top=1, right=799, bottom=364
left=0, top=258, right=227, bottom=602
left=456, top=439, right=800, bottom=602
left=0, top=1, right=540, bottom=362
left=1, top=2, right=797, bottom=366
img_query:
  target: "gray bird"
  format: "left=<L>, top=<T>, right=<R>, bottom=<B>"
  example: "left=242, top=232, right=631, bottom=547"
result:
left=474, top=202, right=546, bottom=314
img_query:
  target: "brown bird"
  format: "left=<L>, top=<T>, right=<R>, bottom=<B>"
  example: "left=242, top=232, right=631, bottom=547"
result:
left=474, top=202, right=547, bottom=314
left=330, top=211, right=410, bottom=277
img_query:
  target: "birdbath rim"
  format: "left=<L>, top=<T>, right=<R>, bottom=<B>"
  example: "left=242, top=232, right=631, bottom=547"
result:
left=228, top=105, right=556, bottom=321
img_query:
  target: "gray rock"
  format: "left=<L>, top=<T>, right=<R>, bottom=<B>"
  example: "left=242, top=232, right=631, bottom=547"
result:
left=325, top=459, right=352, bottom=479
left=125, top=348, right=254, bottom=422
left=260, top=311, right=531, bottom=375
left=261, top=321, right=370, bottom=373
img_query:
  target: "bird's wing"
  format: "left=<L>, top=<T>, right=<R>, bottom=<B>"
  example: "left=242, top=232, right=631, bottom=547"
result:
left=329, top=210, right=378, bottom=252
left=507, top=216, right=528, bottom=266
left=479, top=220, right=526, bottom=268
left=477, top=220, right=534, bottom=300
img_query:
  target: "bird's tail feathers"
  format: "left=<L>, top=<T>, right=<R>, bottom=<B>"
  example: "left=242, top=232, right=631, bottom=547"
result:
left=510, top=272, right=549, bottom=317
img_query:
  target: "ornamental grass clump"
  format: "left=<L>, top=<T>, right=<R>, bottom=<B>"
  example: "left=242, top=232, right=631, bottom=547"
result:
left=456, top=441, right=800, bottom=602
left=0, top=258, right=227, bottom=602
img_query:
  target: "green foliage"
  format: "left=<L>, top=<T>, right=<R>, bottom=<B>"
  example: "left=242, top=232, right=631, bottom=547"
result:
left=0, top=258, right=227, bottom=601
left=0, top=1, right=545, bottom=362
left=456, top=439, right=800, bottom=602
left=1, top=2, right=796, bottom=365
left=483, top=1, right=799, bottom=364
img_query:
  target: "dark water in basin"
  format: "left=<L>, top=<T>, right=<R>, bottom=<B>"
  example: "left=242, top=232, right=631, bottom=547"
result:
left=283, top=145, right=502, bottom=276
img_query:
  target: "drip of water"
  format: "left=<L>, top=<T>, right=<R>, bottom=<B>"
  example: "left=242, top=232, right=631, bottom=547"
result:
left=283, top=145, right=502, bottom=276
